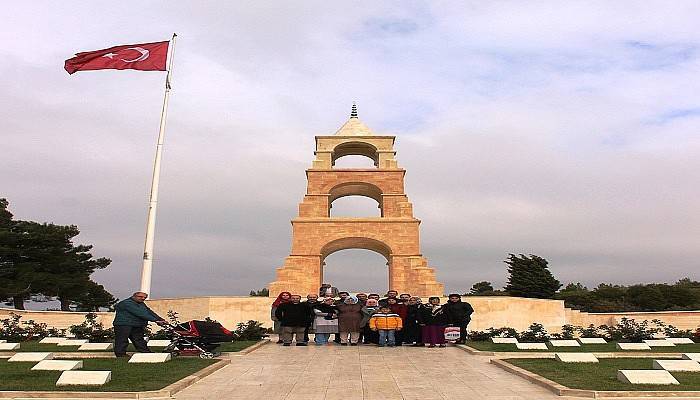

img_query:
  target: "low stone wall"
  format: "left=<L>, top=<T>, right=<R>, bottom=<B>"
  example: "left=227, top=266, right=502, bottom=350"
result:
left=2, top=296, right=699, bottom=332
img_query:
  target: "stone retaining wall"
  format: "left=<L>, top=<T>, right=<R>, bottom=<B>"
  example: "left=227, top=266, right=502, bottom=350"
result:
left=2, top=296, right=698, bottom=332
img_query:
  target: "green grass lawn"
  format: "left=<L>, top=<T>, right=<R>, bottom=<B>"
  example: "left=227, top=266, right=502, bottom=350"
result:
left=467, top=341, right=700, bottom=353
left=9, top=340, right=258, bottom=353
left=507, top=358, right=700, bottom=391
left=0, top=357, right=215, bottom=391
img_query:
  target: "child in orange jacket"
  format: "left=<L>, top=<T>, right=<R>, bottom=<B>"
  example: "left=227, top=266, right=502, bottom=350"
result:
left=369, top=306, right=403, bottom=347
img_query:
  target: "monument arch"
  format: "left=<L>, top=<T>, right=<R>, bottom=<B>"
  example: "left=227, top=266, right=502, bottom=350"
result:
left=269, top=105, right=444, bottom=297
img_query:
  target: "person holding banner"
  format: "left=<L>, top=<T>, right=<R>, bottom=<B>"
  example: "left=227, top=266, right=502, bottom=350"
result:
left=443, top=293, right=474, bottom=344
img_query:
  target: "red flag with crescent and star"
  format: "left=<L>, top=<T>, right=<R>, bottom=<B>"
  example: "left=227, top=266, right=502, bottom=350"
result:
left=64, top=41, right=169, bottom=75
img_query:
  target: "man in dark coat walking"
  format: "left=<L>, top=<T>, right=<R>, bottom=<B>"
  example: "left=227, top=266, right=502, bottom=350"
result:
left=113, top=292, right=166, bottom=357
left=443, top=293, right=474, bottom=344
left=275, top=294, right=310, bottom=346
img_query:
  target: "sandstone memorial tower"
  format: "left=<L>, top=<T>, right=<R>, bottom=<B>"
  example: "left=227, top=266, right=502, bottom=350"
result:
left=269, top=106, right=444, bottom=297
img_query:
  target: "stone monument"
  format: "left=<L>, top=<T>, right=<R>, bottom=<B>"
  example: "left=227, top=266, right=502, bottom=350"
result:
left=269, top=105, right=444, bottom=297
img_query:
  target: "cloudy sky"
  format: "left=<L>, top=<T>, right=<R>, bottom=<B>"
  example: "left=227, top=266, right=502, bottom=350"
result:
left=2, top=1, right=700, bottom=301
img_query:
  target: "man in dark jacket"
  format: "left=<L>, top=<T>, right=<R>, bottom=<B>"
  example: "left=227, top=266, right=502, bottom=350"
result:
left=443, top=294, right=474, bottom=344
left=301, top=294, right=319, bottom=343
left=275, top=294, right=309, bottom=346
left=113, top=292, right=166, bottom=357
left=379, top=290, right=399, bottom=307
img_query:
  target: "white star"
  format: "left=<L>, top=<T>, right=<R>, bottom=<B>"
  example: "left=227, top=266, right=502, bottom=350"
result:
left=102, top=52, right=118, bottom=59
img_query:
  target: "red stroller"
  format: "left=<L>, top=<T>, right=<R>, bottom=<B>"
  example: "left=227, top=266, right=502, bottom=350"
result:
left=160, top=320, right=234, bottom=359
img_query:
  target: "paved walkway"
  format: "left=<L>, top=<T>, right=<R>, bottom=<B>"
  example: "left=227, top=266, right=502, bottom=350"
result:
left=174, top=342, right=561, bottom=400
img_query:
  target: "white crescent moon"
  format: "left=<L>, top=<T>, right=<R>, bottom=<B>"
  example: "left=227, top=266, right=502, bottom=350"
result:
left=121, top=47, right=150, bottom=63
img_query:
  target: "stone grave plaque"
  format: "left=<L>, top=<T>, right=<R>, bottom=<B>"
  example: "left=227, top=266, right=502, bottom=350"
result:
left=78, top=343, right=113, bottom=351
left=0, top=343, right=20, bottom=350
left=644, top=340, right=675, bottom=347
left=56, top=371, right=111, bottom=386
left=39, top=337, right=66, bottom=344
left=616, top=343, right=651, bottom=350
left=146, top=339, right=171, bottom=347
left=555, top=353, right=598, bottom=363
left=653, top=359, right=700, bottom=372
left=0, top=339, right=6, bottom=343
left=516, top=342, right=548, bottom=350
left=57, top=339, right=88, bottom=346
left=682, top=353, right=700, bottom=362
left=617, top=370, right=679, bottom=385
left=128, top=353, right=172, bottom=363
left=8, top=352, right=54, bottom=362
left=32, top=360, right=83, bottom=371
left=491, top=337, right=518, bottom=344
left=577, top=337, right=607, bottom=344
left=666, top=338, right=694, bottom=345
left=548, top=340, right=580, bottom=347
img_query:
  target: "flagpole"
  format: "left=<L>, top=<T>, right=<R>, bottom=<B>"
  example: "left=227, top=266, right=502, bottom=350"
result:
left=139, top=33, right=177, bottom=295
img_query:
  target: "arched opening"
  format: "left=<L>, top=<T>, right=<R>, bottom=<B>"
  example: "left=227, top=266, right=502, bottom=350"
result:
left=334, top=155, right=377, bottom=168
left=332, top=142, right=378, bottom=168
left=320, top=237, right=392, bottom=294
left=328, top=182, right=383, bottom=217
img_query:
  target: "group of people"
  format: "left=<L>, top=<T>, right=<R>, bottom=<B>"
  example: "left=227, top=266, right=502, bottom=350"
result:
left=271, top=284, right=474, bottom=348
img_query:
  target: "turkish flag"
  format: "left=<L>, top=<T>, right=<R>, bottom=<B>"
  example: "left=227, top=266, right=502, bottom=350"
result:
left=64, top=41, right=169, bottom=75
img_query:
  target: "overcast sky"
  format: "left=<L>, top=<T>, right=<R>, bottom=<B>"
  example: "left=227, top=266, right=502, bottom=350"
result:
left=2, top=1, right=700, bottom=301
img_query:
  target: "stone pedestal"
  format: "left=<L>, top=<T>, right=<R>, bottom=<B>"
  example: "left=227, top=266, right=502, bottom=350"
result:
left=32, top=360, right=83, bottom=371
left=56, top=371, right=111, bottom=386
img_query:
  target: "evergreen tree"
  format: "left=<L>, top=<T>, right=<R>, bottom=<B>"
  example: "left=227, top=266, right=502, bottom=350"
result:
left=504, top=253, right=561, bottom=298
left=470, top=281, right=494, bottom=295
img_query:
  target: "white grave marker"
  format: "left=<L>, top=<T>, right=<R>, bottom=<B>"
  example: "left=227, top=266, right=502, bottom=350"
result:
left=653, top=360, right=700, bottom=372
left=516, top=342, right=548, bottom=350
left=617, top=370, right=679, bottom=385
left=32, top=360, right=83, bottom=371
left=644, top=340, right=675, bottom=347
left=145, top=339, right=171, bottom=347
left=39, top=337, right=66, bottom=344
left=0, top=343, right=20, bottom=351
left=78, top=343, right=113, bottom=351
left=548, top=340, right=580, bottom=347
left=616, top=343, right=651, bottom=350
left=555, top=353, right=598, bottom=363
left=57, top=339, right=88, bottom=346
left=128, top=353, right=172, bottom=363
left=8, top=352, right=53, bottom=362
left=577, top=337, right=607, bottom=344
left=682, top=353, right=700, bottom=362
left=666, top=338, right=694, bottom=345
left=0, top=339, right=6, bottom=343
left=56, top=371, right=111, bottom=386
left=491, top=337, right=518, bottom=344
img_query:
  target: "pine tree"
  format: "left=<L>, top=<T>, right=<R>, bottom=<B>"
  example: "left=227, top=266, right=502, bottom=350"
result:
left=504, top=253, right=561, bottom=298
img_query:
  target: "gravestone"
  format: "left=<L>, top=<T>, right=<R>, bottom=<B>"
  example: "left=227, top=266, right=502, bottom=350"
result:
left=39, top=337, right=66, bottom=344
left=555, top=353, right=598, bottom=363
left=491, top=337, right=518, bottom=344
left=57, top=339, right=88, bottom=346
left=0, top=339, right=6, bottom=343
left=617, top=370, right=679, bottom=385
left=682, top=353, right=700, bottom=361
left=666, top=338, right=694, bottom=345
left=516, top=342, right=548, bottom=350
left=548, top=340, right=580, bottom=347
left=56, top=371, right=111, bottom=386
left=652, top=360, right=700, bottom=372
left=616, top=343, right=651, bottom=350
left=32, top=360, right=83, bottom=371
left=128, top=353, right=172, bottom=363
left=644, top=340, right=675, bottom=347
left=78, top=343, right=113, bottom=351
left=8, top=352, right=53, bottom=362
left=577, top=337, right=607, bottom=344
left=0, top=343, right=20, bottom=350
left=146, top=339, right=171, bottom=347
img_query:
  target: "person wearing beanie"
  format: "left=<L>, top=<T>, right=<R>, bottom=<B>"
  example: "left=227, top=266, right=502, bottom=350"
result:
left=368, top=306, right=403, bottom=347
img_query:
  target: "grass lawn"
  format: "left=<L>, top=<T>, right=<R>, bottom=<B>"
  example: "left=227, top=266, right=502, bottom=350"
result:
left=507, top=358, right=700, bottom=391
left=467, top=341, right=700, bottom=353
left=9, top=340, right=259, bottom=353
left=0, top=357, right=215, bottom=391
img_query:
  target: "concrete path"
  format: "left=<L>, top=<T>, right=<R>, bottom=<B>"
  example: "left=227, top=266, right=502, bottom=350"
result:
left=174, top=342, right=561, bottom=400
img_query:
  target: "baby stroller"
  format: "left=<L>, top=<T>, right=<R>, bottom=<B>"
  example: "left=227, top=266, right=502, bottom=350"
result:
left=160, top=320, right=235, bottom=359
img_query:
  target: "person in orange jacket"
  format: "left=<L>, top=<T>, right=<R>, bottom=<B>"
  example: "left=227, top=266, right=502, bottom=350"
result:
left=368, top=306, right=403, bottom=347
